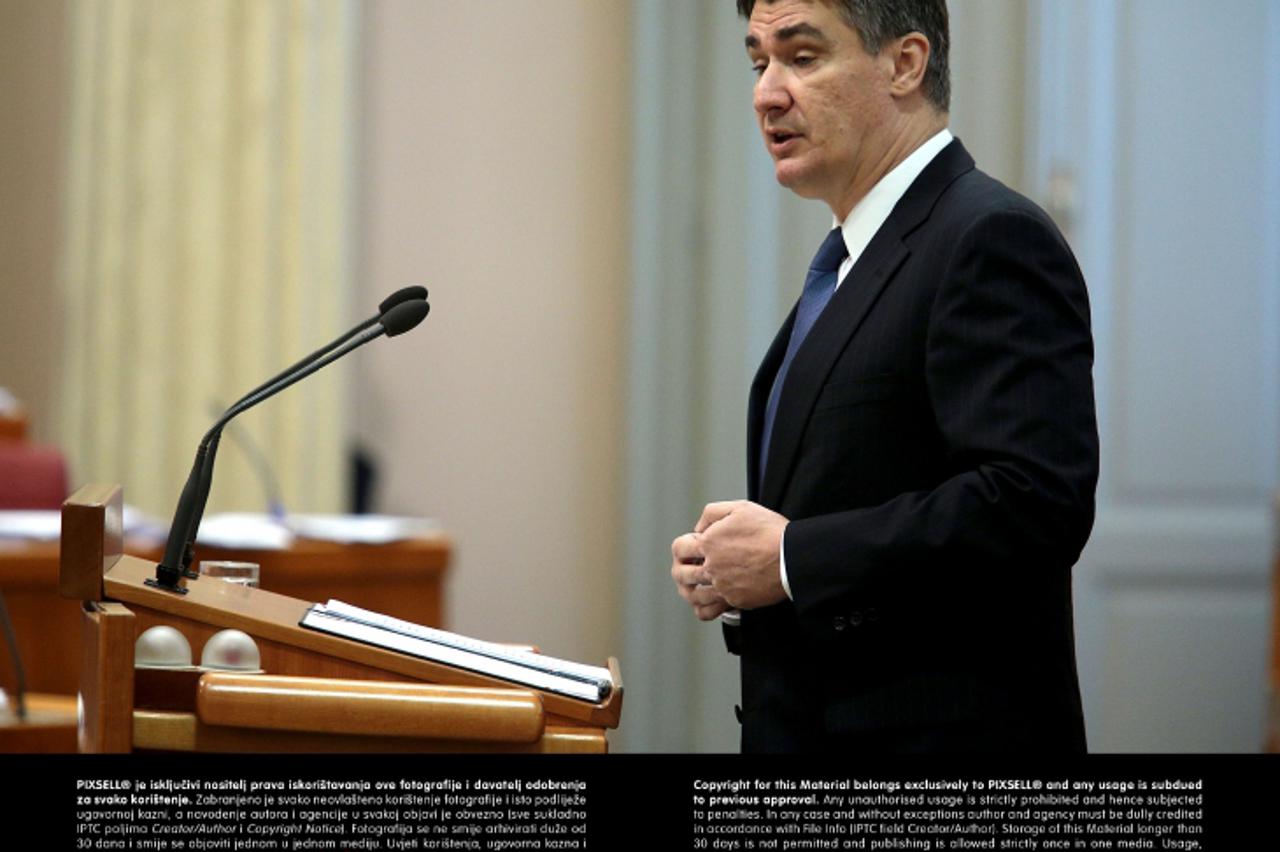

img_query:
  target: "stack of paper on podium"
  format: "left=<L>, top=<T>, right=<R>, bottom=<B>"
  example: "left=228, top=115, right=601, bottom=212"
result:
left=301, top=600, right=613, bottom=703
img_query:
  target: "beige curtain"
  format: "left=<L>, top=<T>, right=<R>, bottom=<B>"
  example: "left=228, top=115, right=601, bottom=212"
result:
left=61, top=0, right=358, bottom=517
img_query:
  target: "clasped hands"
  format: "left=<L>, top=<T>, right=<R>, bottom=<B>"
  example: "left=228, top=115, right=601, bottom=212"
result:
left=671, top=500, right=789, bottom=621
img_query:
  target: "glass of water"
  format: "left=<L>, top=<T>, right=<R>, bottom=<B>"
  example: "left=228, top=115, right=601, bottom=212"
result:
left=198, top=560, right=260, bottom=588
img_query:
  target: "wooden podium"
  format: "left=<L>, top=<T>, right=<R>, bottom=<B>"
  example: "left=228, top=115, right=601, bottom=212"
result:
left=60, top=484, right=622, bottom=753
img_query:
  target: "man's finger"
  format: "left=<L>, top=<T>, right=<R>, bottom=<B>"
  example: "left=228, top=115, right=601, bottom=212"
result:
left=694, top=599, right=731, bottom=621
left=695, top=500, right=741, bottom=534
left=671, top=559, right=711, bottom=587
left=671, top=532, right=705, bottom=563
left=687, top=583, right=725, bottom=607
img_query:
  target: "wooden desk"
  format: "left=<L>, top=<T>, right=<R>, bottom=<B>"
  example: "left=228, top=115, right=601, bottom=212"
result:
left=0, top=532, right=450, bottom=696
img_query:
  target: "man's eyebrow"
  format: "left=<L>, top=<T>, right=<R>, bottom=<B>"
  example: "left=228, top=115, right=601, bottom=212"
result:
left=745, top=22, right=831, bottom=51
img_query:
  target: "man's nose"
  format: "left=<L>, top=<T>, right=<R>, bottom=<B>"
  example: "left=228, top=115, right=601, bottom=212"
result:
left=753, top=65, right=792, bottom=115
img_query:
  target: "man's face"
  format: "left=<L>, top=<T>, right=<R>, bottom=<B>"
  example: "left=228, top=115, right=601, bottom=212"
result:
left=746, top=0, right=895, bottom=216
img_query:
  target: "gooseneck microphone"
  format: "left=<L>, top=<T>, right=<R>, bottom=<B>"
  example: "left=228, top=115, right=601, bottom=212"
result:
left=172, top=286, right=429, bottom=575
left=149, top=293, right=430, bottom=593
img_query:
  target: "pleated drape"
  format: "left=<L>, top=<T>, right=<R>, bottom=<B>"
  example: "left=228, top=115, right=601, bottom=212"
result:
left=61, top=0, right=358, bottom=516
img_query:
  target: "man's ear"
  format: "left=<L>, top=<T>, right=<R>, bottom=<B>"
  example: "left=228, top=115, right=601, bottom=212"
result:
left=887, top=31, right=930, bottom=98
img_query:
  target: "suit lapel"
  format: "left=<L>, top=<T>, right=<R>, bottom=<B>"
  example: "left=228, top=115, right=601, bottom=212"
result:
left=753, top=139, right=977, bottom=508
left=747, top=306, right=795, bottom=502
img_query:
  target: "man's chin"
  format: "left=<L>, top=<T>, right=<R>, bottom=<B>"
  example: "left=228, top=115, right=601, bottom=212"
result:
left=773, top=161, right=820, bottom=198
left=773, top=159, right=799, bottom=186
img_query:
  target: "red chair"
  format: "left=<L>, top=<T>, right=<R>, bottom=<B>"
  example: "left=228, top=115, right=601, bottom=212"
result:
left=0, top=443, right=69, bottom=509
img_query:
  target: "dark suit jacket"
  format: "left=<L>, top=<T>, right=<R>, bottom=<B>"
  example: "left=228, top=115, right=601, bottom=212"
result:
left=728, top=139, right=1098, bottom=753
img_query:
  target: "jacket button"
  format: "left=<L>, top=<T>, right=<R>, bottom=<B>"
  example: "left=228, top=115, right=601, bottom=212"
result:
left=832, top=615, right=847, bottom=632
left=850, top=610, right=864, bottom=627
left=866, top=607, right=880, bottom=623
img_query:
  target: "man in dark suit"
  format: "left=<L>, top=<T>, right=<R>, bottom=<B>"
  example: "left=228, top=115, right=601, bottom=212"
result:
left=671, top=0, right=1098, bottom=752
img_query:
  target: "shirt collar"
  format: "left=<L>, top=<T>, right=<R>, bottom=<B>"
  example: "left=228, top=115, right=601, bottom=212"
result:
left=834, top=128, right=954, bottom=271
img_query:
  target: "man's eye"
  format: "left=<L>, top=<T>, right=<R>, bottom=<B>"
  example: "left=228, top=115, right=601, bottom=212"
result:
left=794, top=54, right=816, bottom=67
left=751, top=61, right=767, bottom=76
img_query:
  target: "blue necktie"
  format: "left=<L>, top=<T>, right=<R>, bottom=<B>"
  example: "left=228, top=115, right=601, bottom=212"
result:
left=759, top=226, right=849, bottom=485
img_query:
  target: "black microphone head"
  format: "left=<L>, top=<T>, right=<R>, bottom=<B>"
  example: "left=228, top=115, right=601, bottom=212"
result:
left=378, top=285, right=428, bottom=315
left=379, top=299, right=430, bottom=337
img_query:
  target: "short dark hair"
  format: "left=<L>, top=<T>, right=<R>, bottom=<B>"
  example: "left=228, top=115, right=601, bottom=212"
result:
left=737, top=0, right=950, bottom=112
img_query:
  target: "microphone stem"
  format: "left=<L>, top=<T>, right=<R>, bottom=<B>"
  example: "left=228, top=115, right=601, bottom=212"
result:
left=181, top=432, right=221, bottom=575
left=227, top=319, right=376, bottom=411
left=0, top=590, right=27, bottom=720
left=156, top=323, right=387, bottom=586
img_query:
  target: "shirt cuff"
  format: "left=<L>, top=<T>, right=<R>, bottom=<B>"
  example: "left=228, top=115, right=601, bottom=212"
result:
left=780, top=523, right=793, bottom=600
left=720, top=523, right=791, bottom=623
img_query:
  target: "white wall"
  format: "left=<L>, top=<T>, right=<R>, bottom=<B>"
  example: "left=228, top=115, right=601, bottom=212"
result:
left=353, top=0, right=631, bottom=666
left=1026, top=0, right=1279, bottom=752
